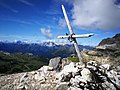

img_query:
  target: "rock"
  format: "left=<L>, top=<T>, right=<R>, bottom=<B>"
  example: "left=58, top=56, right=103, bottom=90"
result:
left=87, top=65, right=97, bottom=71
left=39, top=66, right=53, bottom=71
left=20, top=73, right=28, bottom=83
left=81, top=68, right=92, bottom=82
left=102, top=81, right=116, bottom=90
left=56, top=62, right=78, bottom=82
left=100, top=64, right=111, bottom=70
left=34, top=72, right=44, bottom=81
left=116, top=65, right=120, bottom=72
left=17, top=73, right=29, bottom=90
left=87, top=50, right=102, bottom=56
left=0, top=59, right=120, bottom=90
left=98, top=34, right=120, bottom=49
left=61, top=58, right=71, bottom=69
left=107, top=70, right=120, bottom=88
left=96, top=44, right=118, bottom=50
left=75, top=75, right=87, bottom=84
left=88, top=33, right=120, bottom=67
left=68, top=86, right=82, bottom=90
left=70, top=78, right=76, bottom=86
left=88, top=60, right=97, bottom=64
left=49, top=57, right=62, bottom=71
left=57, top=62, right=77, bottom=81
left=56, top=82, right=68, bottom=90
left=63, top=62, right=77, bottom=74
left=49, top=57, right=71, bottom=72
left=76, top=63, right=85, bottom=69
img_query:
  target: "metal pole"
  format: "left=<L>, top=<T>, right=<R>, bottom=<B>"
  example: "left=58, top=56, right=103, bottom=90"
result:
left=73, top=39, right=83, bottom=64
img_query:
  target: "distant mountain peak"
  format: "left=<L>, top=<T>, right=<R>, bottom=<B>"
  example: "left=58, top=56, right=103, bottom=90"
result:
left=41, top=40, right=71, bottom=47
left=98, top=33, right=120, bottom=47
left=41, top=41, right=56, bottom=47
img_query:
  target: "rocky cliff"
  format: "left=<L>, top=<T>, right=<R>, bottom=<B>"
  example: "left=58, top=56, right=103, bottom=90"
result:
left=98, top=34, right=120, bottom=47
left=96, top=34, right=120, bottom=51
left=82, top=33, right=120, bottom=66
left=0, top=57, right=120, bottom=90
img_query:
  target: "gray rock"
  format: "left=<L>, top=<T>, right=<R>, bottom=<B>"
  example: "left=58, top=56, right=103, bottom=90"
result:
left=56, top=82, right=68, bottom=90
left=96, top=44, right=118, bottom=50
left=87, top=50, right=102, bottom=56
left=61, top=58, right=71, bottom=69
left=81, top=68, right=92, bottom=82
left=0, top=58, right=120, bottom=90
left=49, top=57, right=62, bottom=71
left=116, top=65, right=120, bottom=72
left=49, top=57, right=71, bottom=72
left=56, top=62, right=77, bottom=82
left=75, top=75, right=87, bottom=84
left=100, top=64, right=110, bottom=70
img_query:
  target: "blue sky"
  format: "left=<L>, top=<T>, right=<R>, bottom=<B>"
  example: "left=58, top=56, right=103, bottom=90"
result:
left=0, top=0, right=120, bottom=46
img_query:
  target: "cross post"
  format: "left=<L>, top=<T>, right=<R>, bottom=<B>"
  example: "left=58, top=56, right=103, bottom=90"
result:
left=58, top=5, right=94, bottom=64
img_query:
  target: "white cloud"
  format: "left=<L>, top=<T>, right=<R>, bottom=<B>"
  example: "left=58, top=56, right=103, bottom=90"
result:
left=0, top=18, right=33, bottom=25
left=67, top=0, right=120, bottom=30
left=0, top=2, right=18, bottom=13
left=18, top=0, right=33, bottom=6
left=40, top=28, right=53, bottom=39
left=58, top=17, right=67, bottom=28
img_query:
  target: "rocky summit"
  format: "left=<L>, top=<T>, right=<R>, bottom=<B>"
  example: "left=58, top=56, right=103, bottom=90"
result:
left=0, top=57, right=120, bottom=90
left=82, top=33, right=120, bottom=66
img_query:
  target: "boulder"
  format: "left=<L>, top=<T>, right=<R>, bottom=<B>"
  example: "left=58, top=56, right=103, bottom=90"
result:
left=56, top=62, right=75, bottom=82
left=49, top=57, right=71, bottom=71
left=61, top=58, right=71, bottom=69
left=81, top=68, right=92, bottom=82
left=49, top=57, right=62, bottom=71
left=56, top=82, right=68, bottom=90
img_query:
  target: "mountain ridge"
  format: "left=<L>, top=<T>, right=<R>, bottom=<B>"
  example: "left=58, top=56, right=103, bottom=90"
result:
left=83, top=33, right=120, bottom=66
left=0, top=40, right=93, bottom=59
left=98, top=33, right=120, bottom=48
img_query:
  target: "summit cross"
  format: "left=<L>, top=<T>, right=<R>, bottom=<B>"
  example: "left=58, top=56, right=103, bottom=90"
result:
left=58, top=5, right=94, bottom=64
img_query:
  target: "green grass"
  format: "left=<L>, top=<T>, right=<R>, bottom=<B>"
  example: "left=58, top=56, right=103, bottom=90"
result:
left=0, top=52, right=48, bottom=74
left=68, top=56, right=89, bottom=63
left=68, top=57, right=79, bottom=62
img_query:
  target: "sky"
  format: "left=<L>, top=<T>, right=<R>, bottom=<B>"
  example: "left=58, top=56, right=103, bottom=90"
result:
left=0, top=0, right=120, bottom=46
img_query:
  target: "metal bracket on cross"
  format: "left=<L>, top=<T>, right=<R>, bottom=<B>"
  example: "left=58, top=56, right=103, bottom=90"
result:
left=58, top=5, right=94, bottom=64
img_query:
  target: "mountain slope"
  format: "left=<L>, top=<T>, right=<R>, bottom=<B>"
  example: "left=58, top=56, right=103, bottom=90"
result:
left=98, top=33, right=120, bottom=47
left=83, top=33, right=120, bottom=66
left=0, top=51, right=47, bottom=74
left=0, top=41, right=93, bottom=59
left=96, top=33, right=120, bottom=56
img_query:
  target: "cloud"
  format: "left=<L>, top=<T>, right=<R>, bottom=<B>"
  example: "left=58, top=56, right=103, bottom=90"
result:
left=0, top=2, right=18, bottom=13
left=18, top=0, right=33, bottom=6
left=67, top=0, right=120, bottom=30
left=40, top=28, right=53, bottom=39
left=14, top=19, right=33, bottom=25
left=0, top=35, right=23, bottom=39
left=0, top=18, right=33, bottom=25
left=0, top=34, right=42, bottom=43
left=58, top=18, right=66, bottom=28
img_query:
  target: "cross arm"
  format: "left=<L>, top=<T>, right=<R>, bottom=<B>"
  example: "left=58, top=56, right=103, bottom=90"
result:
left=58, top=35, right=69, bottom=39
left=72, top=33, right=94, bottom=38
left=58, top=33, right=94, bottom=39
